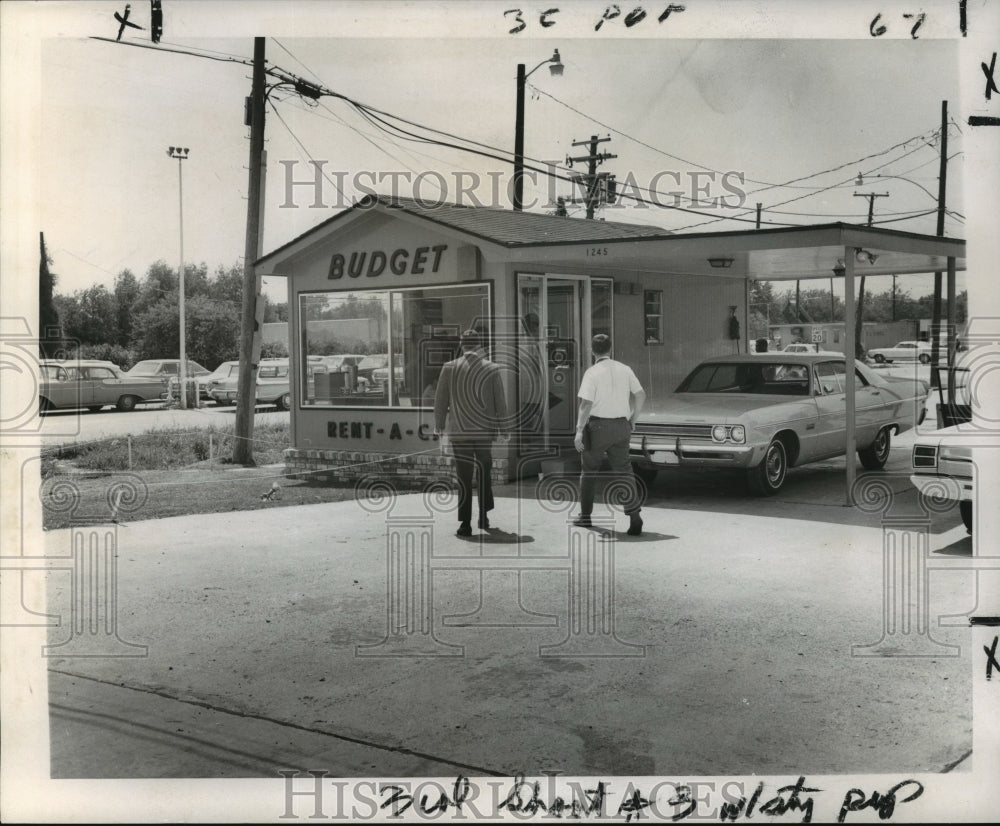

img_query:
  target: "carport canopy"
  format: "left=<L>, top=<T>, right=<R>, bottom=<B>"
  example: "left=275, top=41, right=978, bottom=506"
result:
left=501, top=221, right=966, bottom=506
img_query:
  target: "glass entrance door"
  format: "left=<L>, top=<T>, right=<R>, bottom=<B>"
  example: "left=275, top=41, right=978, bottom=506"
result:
left=517, top=274, right=613, bottom=443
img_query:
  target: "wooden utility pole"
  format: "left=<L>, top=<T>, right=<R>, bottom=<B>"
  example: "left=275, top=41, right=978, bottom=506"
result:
left=233, top=37, right=267, bottom=465
left=851, top=191, right=889, bottom=357
left=930, top=100, right=949, bottom=388
left=566, top=135, right=616, bottom=219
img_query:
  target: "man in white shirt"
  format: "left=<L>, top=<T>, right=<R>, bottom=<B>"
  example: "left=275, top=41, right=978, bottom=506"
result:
left=573, top=334, right=647, bottom=535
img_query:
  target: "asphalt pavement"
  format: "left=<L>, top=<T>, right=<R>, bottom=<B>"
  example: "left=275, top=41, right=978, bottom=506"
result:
left=33, top=430, right=976, bottom=783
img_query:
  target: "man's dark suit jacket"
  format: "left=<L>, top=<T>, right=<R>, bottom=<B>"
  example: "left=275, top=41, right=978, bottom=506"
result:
left=434, top=351, right=507, bottom=439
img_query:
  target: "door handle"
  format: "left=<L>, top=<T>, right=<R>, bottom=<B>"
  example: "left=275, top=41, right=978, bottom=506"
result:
left=871, top=390, right=881, bottom=396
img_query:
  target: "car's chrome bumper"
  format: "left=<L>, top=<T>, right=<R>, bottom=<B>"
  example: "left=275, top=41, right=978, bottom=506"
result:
left=629, top=435, right=757, bottom=468
left=909, top=472, right=973, bottom=502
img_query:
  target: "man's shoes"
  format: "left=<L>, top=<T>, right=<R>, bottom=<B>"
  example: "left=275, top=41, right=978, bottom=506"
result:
left=572, top=515, right=592, bottom=527
left=478, top=515, right=490, bottom=530
left=626, top=515, right=644, bottom=536
left=457, top=522, right=472, bottom=537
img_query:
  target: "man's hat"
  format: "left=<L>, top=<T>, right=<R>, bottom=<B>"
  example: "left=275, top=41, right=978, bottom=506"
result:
left=460, top=329, right=482, bottom=348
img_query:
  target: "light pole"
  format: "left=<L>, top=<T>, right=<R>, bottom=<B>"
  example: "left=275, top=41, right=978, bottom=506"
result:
left=167, top=146, right=189, bottom=408
left=513, top=49, right=563, bottom=212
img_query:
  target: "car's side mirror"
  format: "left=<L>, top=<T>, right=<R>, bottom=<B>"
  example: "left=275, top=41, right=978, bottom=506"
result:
left=822, top=384, right=835, bottom=394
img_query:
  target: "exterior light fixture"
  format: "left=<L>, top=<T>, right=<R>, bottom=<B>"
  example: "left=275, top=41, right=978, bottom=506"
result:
left=855, top=248, right=879, bottom=265
left=548, top=49, right=564, bottom=77
left=833, top=258, right=846, bottom=277
left=707, top=257, right=735, bottom=268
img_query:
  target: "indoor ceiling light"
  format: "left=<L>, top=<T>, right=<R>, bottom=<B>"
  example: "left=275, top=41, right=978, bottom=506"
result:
left=707, top=257, right=734, bottom=269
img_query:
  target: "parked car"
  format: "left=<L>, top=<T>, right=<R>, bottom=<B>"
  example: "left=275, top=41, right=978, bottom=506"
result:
left=781, top=343, right=838, bottom=354
left=125, top=358, right=211, bottom=379
left=866, top=340, right=932, bottom=364
left=208, top=358, right=301, bottom=410
left=910, top=424, right=973, bottom=533
left=629, top=353, right=925, bottom=495
left=319, top=354, right=364, bottom=372
left=357, top=354, right=388, bottom=384
left=198, top=360, right=240, bottom=399
left=38, top=359, right=169, bottom=413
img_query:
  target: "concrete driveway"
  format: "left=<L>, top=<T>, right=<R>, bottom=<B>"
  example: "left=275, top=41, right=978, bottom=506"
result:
left=38, top=439, right=975, bottom=781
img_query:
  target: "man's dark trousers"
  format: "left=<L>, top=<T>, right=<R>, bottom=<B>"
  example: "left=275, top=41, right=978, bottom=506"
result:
left=579, top=417, right=641, bottom=517
left=452, top=438, right=494, bottom=523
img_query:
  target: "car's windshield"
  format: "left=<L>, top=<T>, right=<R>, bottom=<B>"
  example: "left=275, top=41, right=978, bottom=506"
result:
left=128, top=361, right=159, bottom=373
left=677, top=362, right=811, bottom=395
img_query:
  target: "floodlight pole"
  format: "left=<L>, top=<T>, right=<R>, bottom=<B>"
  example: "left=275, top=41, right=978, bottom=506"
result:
left=167, top=146, right=190, bottom=408
left=234, top=37, right=267, bottom=465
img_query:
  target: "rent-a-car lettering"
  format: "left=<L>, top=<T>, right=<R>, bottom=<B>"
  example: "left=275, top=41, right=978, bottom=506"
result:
left=328, top=244, right=448, bottom=279
left=328, top=421, right=374, bottom=438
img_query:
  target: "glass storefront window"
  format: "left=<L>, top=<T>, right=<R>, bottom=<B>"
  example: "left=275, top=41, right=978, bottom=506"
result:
left=299, top=284, right=491, bottom=408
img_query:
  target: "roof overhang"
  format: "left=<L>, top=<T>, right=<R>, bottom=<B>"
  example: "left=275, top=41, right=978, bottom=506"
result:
left=258, top=199, right=965, bottom=282
left=499, top=223, right=965, bottom=280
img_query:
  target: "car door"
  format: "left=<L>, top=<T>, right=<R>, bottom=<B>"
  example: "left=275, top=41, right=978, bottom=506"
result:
left=86, top=365, right=120, bottom=406
left=45, top=365, right=81, bottom=408
left=850, top=366, right=887, bottom=443
left=811, top=360, right=847, bottom=457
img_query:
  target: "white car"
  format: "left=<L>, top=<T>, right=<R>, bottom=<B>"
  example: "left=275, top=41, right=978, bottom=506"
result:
left=781, top=343, right=839, bottom=354
left=198, top=360, right=240, bottom=399
left=867, top=340, right=932, bottom=364
left=910, top=424, right=974, bottom=533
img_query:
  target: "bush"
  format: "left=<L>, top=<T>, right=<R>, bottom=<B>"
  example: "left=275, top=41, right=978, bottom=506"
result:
left=260, top=341, right=289, bottom=359
left=64, top=343, right=138, bottom=370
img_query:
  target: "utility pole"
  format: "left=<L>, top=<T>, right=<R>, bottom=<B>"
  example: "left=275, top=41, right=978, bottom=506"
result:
left=853, top=191, right=889, bottom=226
left=930, top=100, right=949, bottom=389
left=233, top=37, right=267, bottom=465
left=851, top=190, right=889, bottom=358
left=566, top=135, right=616, bottom=219
left=755, top=203, right=762, bottom=229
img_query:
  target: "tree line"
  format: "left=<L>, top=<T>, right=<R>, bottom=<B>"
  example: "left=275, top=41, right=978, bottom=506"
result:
left=40, top=249, right=288, bottom=370
left=749, top=280, right=967, bottom=335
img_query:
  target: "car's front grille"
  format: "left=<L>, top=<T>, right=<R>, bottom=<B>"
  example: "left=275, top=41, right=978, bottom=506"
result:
left=633, top=423, right=713, bottom=439
left=912, top=445, right=938, bottom=468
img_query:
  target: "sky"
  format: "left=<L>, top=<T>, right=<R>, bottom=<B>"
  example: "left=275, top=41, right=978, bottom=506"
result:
left=5, top=1, right=985, bottom=309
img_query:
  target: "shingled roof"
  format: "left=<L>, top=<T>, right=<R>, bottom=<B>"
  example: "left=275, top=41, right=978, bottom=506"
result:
left=369, top=194, right=673, bottom=246
left=258, top=194, right=673, bottom=265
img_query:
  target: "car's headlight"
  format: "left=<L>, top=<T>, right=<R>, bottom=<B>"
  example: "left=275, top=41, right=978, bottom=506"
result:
left=711, top=425, right=745, bottom=444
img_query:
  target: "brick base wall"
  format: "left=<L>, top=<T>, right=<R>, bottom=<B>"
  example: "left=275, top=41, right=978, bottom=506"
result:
left=283, top=448, right=510, bottom=486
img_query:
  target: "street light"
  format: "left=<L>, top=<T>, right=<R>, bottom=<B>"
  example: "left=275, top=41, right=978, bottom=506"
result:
left=855, top=171, right=939, bottom=203
left=513, top=49, right=563, bottom=212
left=167, top=146, right=189, bottom=408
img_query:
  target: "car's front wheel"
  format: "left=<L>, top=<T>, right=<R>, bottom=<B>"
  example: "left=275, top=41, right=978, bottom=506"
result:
left=919, top=353, right=931, bottom=364
left=858, top=427, right=892, bottom=469
left=747, top=437, right=786, bottom=495
left=872, top=354, right=885, bottom=363
left=116, top=395, right=138, bottom=412
left=276, top=392, right=291, bottom=411
left=960, top=500, right=972, bottom=534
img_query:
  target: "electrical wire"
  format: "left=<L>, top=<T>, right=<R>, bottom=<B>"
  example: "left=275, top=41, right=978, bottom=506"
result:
left=89, top=36, right=253, bottom=67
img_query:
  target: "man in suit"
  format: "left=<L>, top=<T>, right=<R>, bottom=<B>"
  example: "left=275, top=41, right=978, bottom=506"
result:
left=434, top=329, right=509, bottom=536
